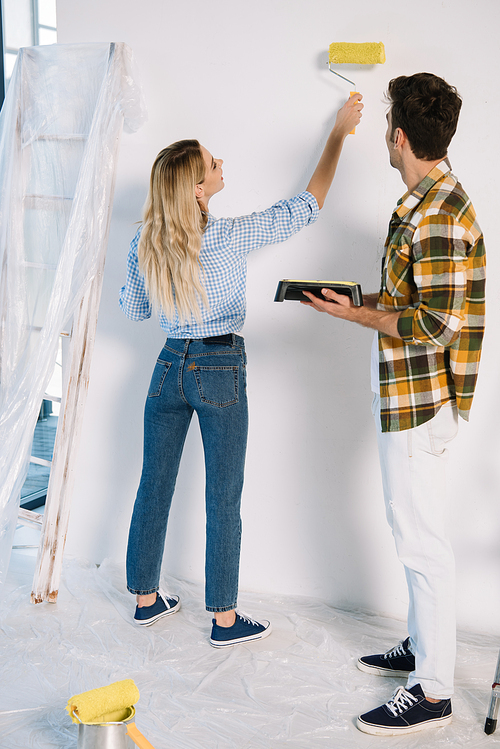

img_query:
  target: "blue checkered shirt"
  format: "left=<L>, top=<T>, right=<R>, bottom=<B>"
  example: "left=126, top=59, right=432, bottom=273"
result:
left=119, top=191, right=319, bottom=337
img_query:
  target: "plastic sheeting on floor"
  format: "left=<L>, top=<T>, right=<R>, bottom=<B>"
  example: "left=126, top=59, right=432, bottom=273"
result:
left=1, top=551, right=499, bottom=749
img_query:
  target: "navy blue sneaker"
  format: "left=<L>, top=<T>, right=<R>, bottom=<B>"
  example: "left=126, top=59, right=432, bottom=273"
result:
left=133, top=591, right=181, bottom=626
left=357, top=683, right=452, bottom=735
left=357, top=637, right=415, bottom=677
left=210, top=611, right=272, bottom=647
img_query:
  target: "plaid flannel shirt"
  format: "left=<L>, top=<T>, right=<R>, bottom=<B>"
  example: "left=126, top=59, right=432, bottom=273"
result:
left=377, top=160, right=485, bottom=433
left=119, top=191, right=318, bottom=338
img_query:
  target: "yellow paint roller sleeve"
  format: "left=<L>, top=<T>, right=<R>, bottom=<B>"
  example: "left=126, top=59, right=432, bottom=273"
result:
left=66, top=679, right=140, bottom=724
left=329, top=42, right=385, bottom=65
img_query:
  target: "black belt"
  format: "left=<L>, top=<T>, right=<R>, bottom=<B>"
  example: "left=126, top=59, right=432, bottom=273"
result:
left=202, top=334, right=238, bottom=345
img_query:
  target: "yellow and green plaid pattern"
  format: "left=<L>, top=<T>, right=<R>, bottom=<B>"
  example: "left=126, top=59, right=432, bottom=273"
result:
left=377, top=160, right=485, bottom=432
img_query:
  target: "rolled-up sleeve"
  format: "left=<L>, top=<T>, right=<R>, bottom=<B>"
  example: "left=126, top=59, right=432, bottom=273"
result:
left=119, top=228, right=152, bottom=321
left=396, top=214, right=469, bottom=346
left=218, top=191, right=319, bottom=254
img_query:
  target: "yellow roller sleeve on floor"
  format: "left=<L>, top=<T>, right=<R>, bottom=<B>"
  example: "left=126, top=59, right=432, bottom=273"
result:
left=66, top=679, right=140, bottom=724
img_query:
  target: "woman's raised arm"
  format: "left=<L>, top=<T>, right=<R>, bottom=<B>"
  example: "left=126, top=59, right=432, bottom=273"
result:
left=306, top=94, right=363, bottom=209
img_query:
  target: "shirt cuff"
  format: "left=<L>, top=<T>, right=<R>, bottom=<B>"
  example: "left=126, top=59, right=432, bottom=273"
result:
left=397, top=308, right=418, bottom=343
left=299, top=190, right=320, bottom=223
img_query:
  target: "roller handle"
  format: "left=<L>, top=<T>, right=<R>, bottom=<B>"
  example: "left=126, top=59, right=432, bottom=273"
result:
left=126, top=722, right=156, bottom=749
left=350, top=92, right=359, bottom=134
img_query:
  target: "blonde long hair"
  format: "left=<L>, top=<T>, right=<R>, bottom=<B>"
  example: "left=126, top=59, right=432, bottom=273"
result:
left=138, top=140, right=209, bottom=324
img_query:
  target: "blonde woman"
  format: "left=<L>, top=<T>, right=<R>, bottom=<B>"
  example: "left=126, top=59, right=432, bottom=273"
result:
left=120, top=94, right=362, bottom=647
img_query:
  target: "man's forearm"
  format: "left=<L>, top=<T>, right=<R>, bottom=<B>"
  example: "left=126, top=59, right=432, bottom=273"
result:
left=302, top=289, right=402, bottom=338
left=339, top=304, right=402, bottom=337
left=362, top=293, right=380, bottom=309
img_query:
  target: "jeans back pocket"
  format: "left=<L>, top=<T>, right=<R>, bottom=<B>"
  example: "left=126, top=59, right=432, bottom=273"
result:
left=193, top=366, right=239, bottom=407
left=148, top=359, right=172, bottom=397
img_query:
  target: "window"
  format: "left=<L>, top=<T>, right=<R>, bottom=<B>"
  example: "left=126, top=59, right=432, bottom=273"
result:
left=2, top=0, right=57, bottom=91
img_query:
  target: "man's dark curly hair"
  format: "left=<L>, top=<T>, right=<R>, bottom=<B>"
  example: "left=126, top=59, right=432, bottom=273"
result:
left=387, top=73, right=462, bottom=161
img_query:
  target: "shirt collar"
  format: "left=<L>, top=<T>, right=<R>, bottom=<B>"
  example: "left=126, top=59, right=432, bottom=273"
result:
left=394, top=158, right=452, bottom=220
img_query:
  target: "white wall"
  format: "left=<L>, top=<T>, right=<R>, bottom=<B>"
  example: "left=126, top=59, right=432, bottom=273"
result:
left=58, top=0, right=500, bottom=634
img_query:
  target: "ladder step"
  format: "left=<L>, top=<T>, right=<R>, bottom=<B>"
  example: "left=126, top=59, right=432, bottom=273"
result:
left=25, top=193, right=73, bottom=200
left=24, top=262, right=58, bottom=270
left=18, top=508, right=44, bottom=528
left=43, top=394, right=62, bottom=403
left=24, top=195, right=74, bottom=211
left=29, top=326, right=72, bottom=338
left=33, top=134, right=86, bottom=141
left=30, top=456, right=52, bottom=468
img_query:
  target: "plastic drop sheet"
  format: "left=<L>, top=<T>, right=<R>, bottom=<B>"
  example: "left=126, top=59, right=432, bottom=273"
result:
left=0, top=43, right=146, bottom=586
left=1, top=554, right=499, bottom=749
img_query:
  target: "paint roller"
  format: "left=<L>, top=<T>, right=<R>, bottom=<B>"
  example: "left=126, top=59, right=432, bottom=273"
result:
left=67, top=679, right=156, bottom=749
left=328, top=42, right=386, bottom=133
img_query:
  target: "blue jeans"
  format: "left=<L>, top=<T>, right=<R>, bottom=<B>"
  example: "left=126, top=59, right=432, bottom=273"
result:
left=126, top=334, right=248, bottom=612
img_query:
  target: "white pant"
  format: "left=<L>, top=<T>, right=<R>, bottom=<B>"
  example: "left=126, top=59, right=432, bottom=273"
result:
left=372, top=394, right=458, bottom=699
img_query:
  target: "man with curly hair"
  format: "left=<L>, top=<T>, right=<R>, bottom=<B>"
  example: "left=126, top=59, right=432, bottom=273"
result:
left=303, top=73, right=485, bottom=735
